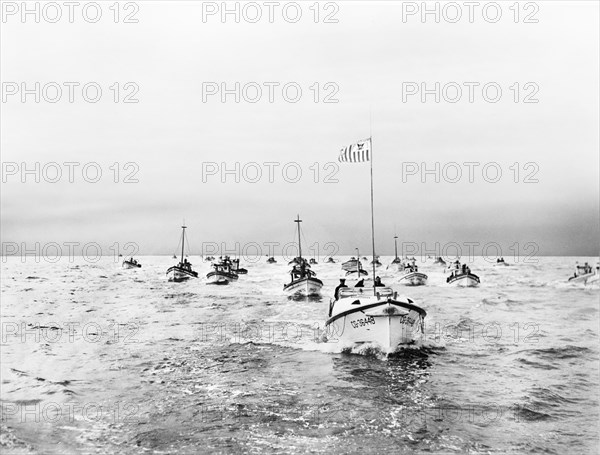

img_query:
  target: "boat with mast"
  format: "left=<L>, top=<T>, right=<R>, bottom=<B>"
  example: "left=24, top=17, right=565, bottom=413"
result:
left=390, top=235, right=401, bottom=265
left=283, top=215, right=323, bottom=297
left=325, top=137, right=426, bottom=354
left=343, top=248, right=369, bottom=279
left=166, top=225, right=198, bottom=282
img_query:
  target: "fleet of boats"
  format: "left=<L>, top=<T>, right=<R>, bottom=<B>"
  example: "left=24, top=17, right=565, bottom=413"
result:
left=120, top=136, right=596, bottom=356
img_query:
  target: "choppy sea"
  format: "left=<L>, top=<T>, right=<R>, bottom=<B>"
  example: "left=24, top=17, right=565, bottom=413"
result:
left=1, top=256, right=598, bottom=454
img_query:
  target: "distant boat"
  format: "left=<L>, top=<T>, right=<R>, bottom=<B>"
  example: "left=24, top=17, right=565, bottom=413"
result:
left=283, top=215, right=323, bottom=297
left=205, top=256, right=215, bottom=262
left=122, top=257, right=141, bottom=269
left=494, top=257, right=510, bottom=266
left=166, top=225, right=199, bottom=282
left=343, top=250, right=369, bottom=278
left=326, top=257, right=336, bottom=264
left=390, top=235, right=402, bottom=265
left=569, top=262, right=597, bottom=284
left=325, top=136, right=426, bottom=354
left=370, top=256, right=382, bottom=267
left=398, top=258, right=428, bottom=286
left=207, top=256, right=238, bottom=283
left=446, top=260, right=480, bottom=287
left=341, top=256, right=359, bottom=272
left=309, top=258, right=318, bottom=265
left=266, top=257, right=277, bottom=264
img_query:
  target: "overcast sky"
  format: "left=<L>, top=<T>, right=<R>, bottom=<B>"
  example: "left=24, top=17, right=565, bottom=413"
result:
left=1, top=1, right=598, bottom=258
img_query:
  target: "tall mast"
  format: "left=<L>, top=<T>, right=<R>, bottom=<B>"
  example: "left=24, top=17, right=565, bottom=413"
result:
left=295, top=215, right=302, bottom=259
left=369, top=136, right=376, bottom=295
left=394, top=235, right=398, bottom=259
left=356, top=247, right=360, bottom=275
left=180, top=225, right=186, bottom=263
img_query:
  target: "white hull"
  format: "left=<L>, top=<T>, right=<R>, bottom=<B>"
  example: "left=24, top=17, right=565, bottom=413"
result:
left=167, top=266, right=198, bottom=282
left=585, top=274, right=599, bottom=285
left=398, top=272, right=428, bottom=286
left=284, top=277, right=323, bottom=296
left=568, top=272, right=596, bottom=284
left=122, top=261, right=140, bottom=269
left=325, top=288, right=426, bottom=355
left=207, top=271, right=238, bottom=282
left=447, top=274, right=480, bottom=287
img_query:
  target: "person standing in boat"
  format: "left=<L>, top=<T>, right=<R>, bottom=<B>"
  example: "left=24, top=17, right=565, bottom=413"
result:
left=374, top=276, right=385, bottom=287
left=334, top=278, right=347, bottom=300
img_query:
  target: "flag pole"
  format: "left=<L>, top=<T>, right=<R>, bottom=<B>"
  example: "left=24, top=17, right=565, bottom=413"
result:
left=369, top=112, right=376, bottom=296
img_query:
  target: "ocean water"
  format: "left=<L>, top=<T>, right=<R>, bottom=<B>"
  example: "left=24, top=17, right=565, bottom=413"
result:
left=1, top=256, right=598, bottom=454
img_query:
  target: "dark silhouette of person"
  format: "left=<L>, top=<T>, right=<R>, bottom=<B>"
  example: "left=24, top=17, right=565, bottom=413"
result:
left=334, top=279, right=347, bottom=300
left=374, top=276, right=384, bottom=287
left=355, top=279, right=365, bottom=288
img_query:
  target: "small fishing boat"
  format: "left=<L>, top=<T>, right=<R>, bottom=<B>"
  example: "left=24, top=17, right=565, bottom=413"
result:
left=325, top=136, right=426, bottom=354
left=122, top=257, right=141, bottom=269
left=446, top=261, right=480, bottom=287
left=266, top=257, right=277, bottom=264
left=309, top=258, right=318, bottom=265
left=326, top=257, right=336, bottom=264
left=569, top=262, right=597, bottom=284
left=398, top=258, right=428, bottom=286
left=370, top=256, right=382, bottom=267
left=494, top=257, right=510, bottom=266
left=341, top=256, right=360, bottom=272
left=207, top=256, right=239, bottom=283
left=204, top=256, right=215, bottom=262
left=166, top=225, right=199, bottom=282
left=344, top=250, right=369, bottom=278
left=283, top=215, right=323, bottom=297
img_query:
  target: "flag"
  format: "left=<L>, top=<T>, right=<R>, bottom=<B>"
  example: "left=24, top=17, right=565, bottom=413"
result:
left=338, top=138, right=371, bottom=163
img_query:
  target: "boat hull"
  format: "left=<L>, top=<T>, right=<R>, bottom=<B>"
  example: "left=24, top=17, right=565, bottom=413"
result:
left=399, top=272, right=428, bottom=286
left=447, top=273, right=480, bottom=287
left=325, top=293, right=426, bottom=355
left=284, top=277, right=323, bottom=296
left=207, top=271, right=238, bottom=282
left=166, top=266, right=198, bottom=282
left=122, top=261, right=141, bottom=269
